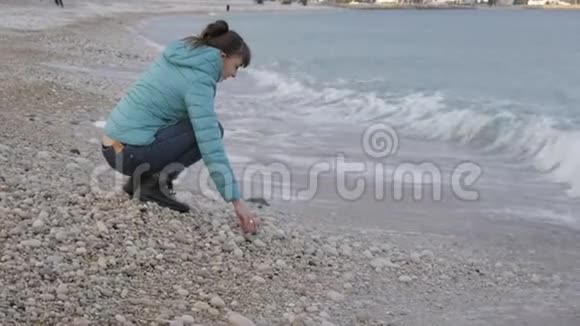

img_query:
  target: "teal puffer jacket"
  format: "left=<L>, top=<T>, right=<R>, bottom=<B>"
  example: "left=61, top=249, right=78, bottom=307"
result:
left=104, top=40, right=240, bottom=202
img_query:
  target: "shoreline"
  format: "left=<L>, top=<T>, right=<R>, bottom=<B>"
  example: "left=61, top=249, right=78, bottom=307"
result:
left=0, top=0, right=332, bottom=32
left=322, top=2, right=580, bottom=10
left=1, top=1, right=580, bottom=325
left=326, top=3, right=476, bottom=10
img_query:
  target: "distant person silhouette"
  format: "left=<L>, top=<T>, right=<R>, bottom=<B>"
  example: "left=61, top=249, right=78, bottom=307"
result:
left=54, top=0, right=64, bottom=8
left=226, top=4, right=230, bottom=11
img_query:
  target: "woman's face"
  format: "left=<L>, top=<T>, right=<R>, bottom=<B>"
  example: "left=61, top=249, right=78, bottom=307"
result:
left=221, top=54, right=243, bottom=81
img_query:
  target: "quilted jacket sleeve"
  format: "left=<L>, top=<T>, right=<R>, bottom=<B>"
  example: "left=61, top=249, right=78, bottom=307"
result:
left=185, top=72, right=241, bottom=202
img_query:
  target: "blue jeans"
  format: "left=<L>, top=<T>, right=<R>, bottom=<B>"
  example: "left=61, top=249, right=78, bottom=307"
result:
left=102, top=120, right=224, bottom=179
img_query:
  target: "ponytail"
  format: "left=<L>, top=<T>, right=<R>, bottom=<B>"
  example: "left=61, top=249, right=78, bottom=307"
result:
left=183, top=20, right=251, bottom=68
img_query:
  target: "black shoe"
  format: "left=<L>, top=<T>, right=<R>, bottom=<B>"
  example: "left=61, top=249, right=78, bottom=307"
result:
left=123, top=177, right=135, bottom=197
left=123, top=173, right=176, bottom=198
left=133, top=173, right=190, bottom=213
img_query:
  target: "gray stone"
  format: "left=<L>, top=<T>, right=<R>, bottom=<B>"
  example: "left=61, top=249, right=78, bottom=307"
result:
left=253, top=239, right=266, bottom=248
left=326, top=290, right=344, bottom=302
left=210, top=295, right=226, bottom=308
left=208, top=308, right=220, bottom=316
left=275, top=259, right=287, bottom=269
left=181, top=315, right=195, bottom=325
left=228, top=312, right=256, bottom=326
left=114, top=314, right=126, bottom=323
left=36, top=151, right=51, bottom=160
left=21, top=239, right=42, bottom=248
left=193, top=301, right=211, bottom=311
left=32, top=218, right=45, bottom=229
left=252, top=276, right=266, bottom=284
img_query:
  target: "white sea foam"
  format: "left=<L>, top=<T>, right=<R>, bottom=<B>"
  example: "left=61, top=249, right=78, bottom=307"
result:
left=239, top=68, right=580, bottom=198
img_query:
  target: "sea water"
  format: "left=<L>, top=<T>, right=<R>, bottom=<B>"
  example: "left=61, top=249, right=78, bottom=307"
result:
left=139, top=9, right=580, bottom=230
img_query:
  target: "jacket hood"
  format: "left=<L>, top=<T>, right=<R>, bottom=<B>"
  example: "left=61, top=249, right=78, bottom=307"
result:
left=162, top=40, right=223, bottom=82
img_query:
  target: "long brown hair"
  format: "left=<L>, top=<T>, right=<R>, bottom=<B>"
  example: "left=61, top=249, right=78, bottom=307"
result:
left=183, top=20, right=251, bottom=68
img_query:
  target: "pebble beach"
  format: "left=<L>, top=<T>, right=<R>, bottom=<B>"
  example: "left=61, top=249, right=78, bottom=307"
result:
left=1, top=1, right=580, bottom=325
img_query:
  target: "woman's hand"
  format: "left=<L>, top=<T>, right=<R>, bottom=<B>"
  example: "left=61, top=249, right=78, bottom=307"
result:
left=232, top=200, right=259, bottom=234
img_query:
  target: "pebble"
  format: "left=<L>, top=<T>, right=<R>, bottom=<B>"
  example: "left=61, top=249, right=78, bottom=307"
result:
left=32, top=218, right=45, bottom=229
left=356, top=312, right=372, bottom=322
left=66, top=162, right=80, bottom=171
left=193, top=301, right=210, bottom=311
left=410, top=252, right=422, bottom=263
left=233, top=247, right=244, bottom=258
left=502, top=271, right=515, bottom=279
left=283, top=312, right=295, bottom=322
left=304, top=246, right=316, bottom=256
left=163, top=242, right=177, bottom=250
left=208, top=308, right=220, bottom=316
left=213, top=235, right=227, bottom=243
left=398, top=275, right=413, bottom=283
left=76, top=247, right=87, bottom=255
left=228, top=312, right=256, bottom=326
left=338, top=244, right=352, bottom=256
left=55, top=230, right=68, bottom=242
left=74, top=157, right=92, bottom=166
left=114, top=314, right=126, bottom=323
left=56, top=282, right=67, bottom=292
left=305, top=305, right=318, bottom=313
left=36, top=151, right=51, bottom=160
left=370, top=258, right=398, bottom=269
left=421, top=250, right=434, bottom=258
left=38, top=210, right=50, bottom=220
left=222, top=240, right=238, bottom=253
left=326, top=290, right=344, bottom=302
left=97, top=256, right=108, bottom=269
left=126, top=246, right=138, bottom=256
left=181, top=315, right=195, bottom=325
left=21, top=239, right=42, bottom=248
left=96, top=221, right=108, bottom=233
left=169, top=320, right=184, bottom=326
left=177, top=288, right=189, bottom=297
left=253, top=239, right=266, bottom=248
left=323, top=244, right=339, bottom=256
left=73, top=318, right=91, bottom=326
left=256, top=263, right=270, bottom=271
left=439, top=274, right=451, bottom=281
left=210, top=295, right=226, bottom=308
left=252, top=276, right=266, bottom=284
left=321, top=321, right=336, bottom=326
left=275, top=259, right=287, bottom=269
left=0, top=143, right=11, bottom=153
